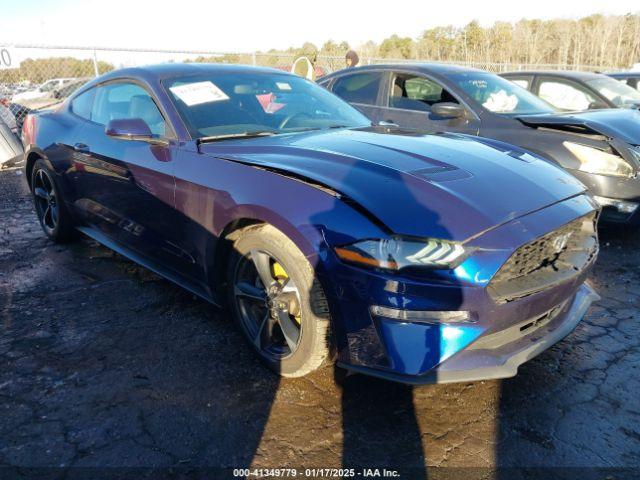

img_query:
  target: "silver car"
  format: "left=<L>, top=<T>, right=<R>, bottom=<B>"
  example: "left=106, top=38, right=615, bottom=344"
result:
left=0, top=103, right=23, bottom=168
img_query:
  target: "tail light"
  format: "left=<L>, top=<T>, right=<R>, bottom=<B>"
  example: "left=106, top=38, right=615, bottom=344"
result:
left=22, top=114, right=36, bottom=146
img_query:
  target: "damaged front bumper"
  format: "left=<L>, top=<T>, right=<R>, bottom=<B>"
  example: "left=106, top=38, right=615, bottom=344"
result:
left=324, top=195, right=600, bottom=384
left=339, top=282, right=599, bottom=384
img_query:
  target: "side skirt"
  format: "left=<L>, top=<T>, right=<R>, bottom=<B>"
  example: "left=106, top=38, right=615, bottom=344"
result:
left=76, top=226, right=221, bottom=308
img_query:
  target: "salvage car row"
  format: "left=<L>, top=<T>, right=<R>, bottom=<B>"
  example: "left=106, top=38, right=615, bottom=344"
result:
left=3, top=67, right=639, bottom=169
left=15, top=61, right=639, bottom=385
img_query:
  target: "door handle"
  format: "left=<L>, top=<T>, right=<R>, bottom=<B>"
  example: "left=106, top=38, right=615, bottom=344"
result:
left=379, top=120, right=399, bottom=127
left=73, top=143, right=90, bottom=153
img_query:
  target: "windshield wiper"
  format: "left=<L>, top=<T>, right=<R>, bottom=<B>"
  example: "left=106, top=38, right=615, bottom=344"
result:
left=197, top=130, right=276, bottom=144
left=282, top=125, right=353, bottom=133
left=282, top=126, right=322, bottom=132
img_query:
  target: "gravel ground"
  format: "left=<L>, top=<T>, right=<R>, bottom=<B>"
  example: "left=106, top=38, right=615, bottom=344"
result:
left=0, top=168, right=639, bottom=480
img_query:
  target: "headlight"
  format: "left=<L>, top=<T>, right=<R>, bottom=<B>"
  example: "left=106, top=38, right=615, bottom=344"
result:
left=334, top=237, right=470, bottom=270
left=563, top=141, right=634, bottom=178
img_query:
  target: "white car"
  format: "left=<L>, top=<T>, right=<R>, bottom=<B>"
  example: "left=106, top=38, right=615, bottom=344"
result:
left=12, top=78, right=76, bottom=108
left=0, top=95, right=21, bottom=167
left=0, top=103, right=17, bottom=132
left=0, top=118, right=22, bottom=168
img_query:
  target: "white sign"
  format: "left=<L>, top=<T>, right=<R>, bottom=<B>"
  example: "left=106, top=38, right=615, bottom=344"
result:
left=169, top=81, right=229, bottom=106
left=276, top=82, right=292, bottom=91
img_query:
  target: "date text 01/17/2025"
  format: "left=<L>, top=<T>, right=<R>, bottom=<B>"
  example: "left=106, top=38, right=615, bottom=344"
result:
left=232, top=468, right=401, bottom=477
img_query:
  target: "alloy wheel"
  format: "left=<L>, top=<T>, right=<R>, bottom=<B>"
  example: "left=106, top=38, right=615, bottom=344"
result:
left=33, top=168, right=59, bottom=235
left=233, top=249, right=303, bottom=359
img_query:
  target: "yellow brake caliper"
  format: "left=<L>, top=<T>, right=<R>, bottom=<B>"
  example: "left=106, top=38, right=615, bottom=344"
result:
left=271, top=261, right=301, bottom=325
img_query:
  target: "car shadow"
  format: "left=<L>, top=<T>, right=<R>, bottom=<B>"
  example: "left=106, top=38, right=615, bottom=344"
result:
left=300, top=139, right=464, bottom=478
left=336, top=371, right=427, bottom=475
left=493, top=224, right=640, bottom=480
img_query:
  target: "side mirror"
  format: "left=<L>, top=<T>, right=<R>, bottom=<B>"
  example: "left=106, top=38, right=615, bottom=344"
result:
left=105, top=118, right=167, bottom=145
left=431, top=102, right=465, bottom=119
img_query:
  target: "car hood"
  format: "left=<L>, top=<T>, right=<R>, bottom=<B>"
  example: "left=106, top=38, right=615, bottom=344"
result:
left=199, top=128, right=586, bottom=241
left=517, top=109, right=640, bottom=144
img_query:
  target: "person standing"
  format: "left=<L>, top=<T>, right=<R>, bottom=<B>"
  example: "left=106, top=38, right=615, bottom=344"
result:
left=345, top=50, right=359, bottom=68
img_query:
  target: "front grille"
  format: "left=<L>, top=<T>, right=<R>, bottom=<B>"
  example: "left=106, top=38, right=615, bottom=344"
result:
left=489, top=212, right=598, bottom=303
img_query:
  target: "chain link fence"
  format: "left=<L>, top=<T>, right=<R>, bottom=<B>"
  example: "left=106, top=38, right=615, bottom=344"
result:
left=0, top=44, right=620, bottom=99
left=0, top=43, right=625, bottom=135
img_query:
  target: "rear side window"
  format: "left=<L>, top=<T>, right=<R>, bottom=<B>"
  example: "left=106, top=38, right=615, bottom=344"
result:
left=538, top=79, right=599, bottom=111
left=331, top=72, right=383, bottom=105
left=71, top=88, right=96, bottom=120
left=91, top=82, right=166, bottom=136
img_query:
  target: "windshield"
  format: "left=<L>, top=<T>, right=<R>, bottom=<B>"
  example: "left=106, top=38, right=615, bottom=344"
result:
left=164, top=72, right=371, bottom=138
left=585, top=77, right=640, bottom=107
left=449, top=72, right=556, bottom=115
left=39, top=80, right=58, bottom=92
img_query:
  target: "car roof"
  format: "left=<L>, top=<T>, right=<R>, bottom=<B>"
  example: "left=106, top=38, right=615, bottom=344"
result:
left=322, top=62, right=486, bottom=80
left=501, top=70, right=604, bottom=80
left=90, top=63, right=292, bottom=84
left=606, top=71, right=640, bottom=78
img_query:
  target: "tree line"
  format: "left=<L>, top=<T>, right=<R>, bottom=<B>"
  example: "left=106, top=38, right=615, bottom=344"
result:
left=262, top=13, right=640, bottom=70
left=0, top=57, right=114, bottom=84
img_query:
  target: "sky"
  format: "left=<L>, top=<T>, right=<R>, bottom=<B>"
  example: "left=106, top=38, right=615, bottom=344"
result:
left=2, top=0, right=639, bottom=53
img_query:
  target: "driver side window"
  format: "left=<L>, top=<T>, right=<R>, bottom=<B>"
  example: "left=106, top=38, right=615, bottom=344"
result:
left=91, top=82, right=166, bottom=136
left=538, top=79, right=599, bottom=111
left=389, top=74, right=458, bottom=111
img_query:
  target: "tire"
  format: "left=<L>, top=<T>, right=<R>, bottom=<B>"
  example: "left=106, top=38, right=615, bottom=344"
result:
left=31, top=159, right=76, bottom=243
left=227, top=224, right=333, bottom=377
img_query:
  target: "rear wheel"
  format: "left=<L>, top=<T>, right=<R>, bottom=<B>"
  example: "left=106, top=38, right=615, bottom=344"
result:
left=31, top=159, right=76, bottom=243
left=227, top=224, right=332, bottom=377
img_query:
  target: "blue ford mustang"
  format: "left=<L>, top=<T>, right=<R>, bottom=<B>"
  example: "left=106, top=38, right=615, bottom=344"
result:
left=22, top=64, right=599, bottom=383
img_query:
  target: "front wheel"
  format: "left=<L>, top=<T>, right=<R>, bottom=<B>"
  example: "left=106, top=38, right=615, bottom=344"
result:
left=227, top=224, right=333, bottom=377
left=31, top=159, right=76, bottom=243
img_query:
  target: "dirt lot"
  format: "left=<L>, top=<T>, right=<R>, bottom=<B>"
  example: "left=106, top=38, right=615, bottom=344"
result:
left=1, top=168, right=639, bottom=479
